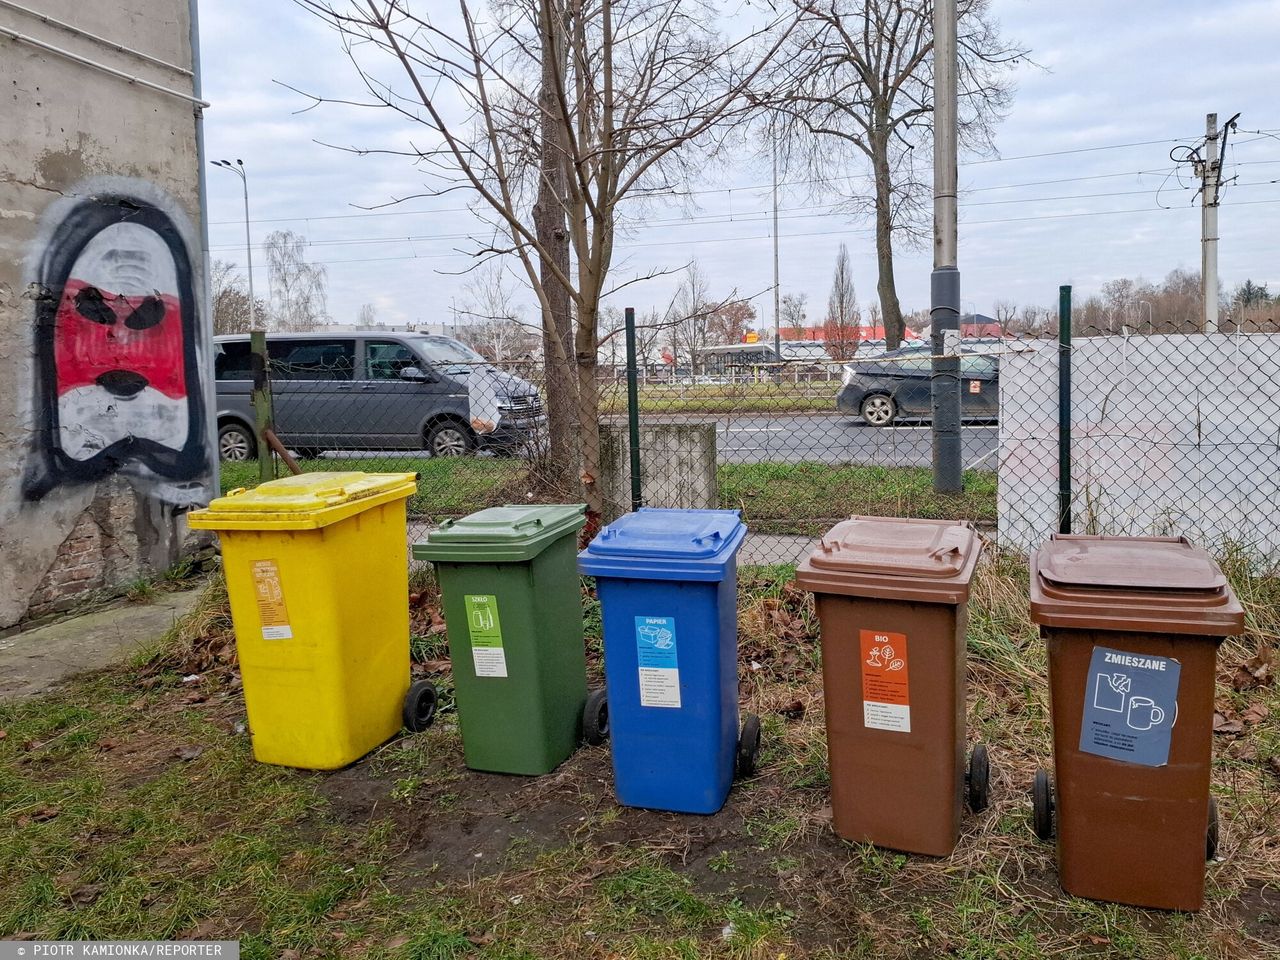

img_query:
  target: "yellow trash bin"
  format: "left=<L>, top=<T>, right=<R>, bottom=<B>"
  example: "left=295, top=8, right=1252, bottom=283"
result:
left=189, top=471, right=421, bottom=769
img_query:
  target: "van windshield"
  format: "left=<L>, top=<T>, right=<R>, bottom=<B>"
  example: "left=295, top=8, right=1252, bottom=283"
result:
left=416, top=337, right=484, bottom=365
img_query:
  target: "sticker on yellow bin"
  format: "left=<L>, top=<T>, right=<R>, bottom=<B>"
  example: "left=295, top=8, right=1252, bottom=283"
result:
left=252, top=559, right=292, bottom=639
left=861, top=629, right=910, bottom=732
left=466, top=594, right=507, bottom=677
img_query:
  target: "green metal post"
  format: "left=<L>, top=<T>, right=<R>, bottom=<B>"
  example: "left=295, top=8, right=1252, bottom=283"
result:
left=624, top=307, right=643, bottom=512
left=1058, top=286, right=1072, bottom=535
left=250, top=329, right=274, bottom=485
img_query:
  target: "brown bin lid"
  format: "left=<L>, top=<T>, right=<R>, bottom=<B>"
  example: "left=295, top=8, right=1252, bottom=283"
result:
left=1029, top=535, right=1244, bottom=636
left=795, top=516, right=980, bottom=604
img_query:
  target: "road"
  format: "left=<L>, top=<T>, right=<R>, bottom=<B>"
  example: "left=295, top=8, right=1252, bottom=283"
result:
left=639, top=412, right=1000, bottom=469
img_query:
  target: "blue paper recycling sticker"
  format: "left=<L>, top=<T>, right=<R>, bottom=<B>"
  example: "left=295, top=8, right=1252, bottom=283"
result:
left=635, top=616, right=681, bottom=709
left=1080, top=645, right=1181, bottom=767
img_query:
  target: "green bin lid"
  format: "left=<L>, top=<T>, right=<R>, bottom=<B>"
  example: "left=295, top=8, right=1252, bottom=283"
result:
left=413, top=504, right=586, bottom=563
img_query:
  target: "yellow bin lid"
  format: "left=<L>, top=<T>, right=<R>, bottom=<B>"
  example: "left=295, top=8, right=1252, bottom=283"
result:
left=189, top=471, right=418, bottom=531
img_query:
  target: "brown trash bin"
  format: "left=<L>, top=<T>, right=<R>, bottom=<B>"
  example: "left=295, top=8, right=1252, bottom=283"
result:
left=1028, top=534, right=1245, bottom=912
left=796, top=516, right=986, bottom=857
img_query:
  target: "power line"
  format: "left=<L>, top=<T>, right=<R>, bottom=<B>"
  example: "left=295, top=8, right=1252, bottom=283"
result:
left=208, top=133, right=1280, bottom=227
left=215, top=196, right=1280, bottom=270
left=208, top=175, right=1280, bottom=254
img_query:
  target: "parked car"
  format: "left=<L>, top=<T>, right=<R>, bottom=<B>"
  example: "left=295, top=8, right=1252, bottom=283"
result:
left=836, top=342, right=999, bottom=426
left=213, top=332, right=545, bottom=461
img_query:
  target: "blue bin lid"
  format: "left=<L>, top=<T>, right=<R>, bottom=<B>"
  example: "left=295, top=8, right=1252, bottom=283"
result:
left=577, top=508, right=746, bottom=582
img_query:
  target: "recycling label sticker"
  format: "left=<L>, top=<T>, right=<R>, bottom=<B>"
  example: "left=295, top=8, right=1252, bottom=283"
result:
left=860, top=630, right=911, bottom=732
left=635, top=616, right=681, bottom=708
left=1080, top=645, right=1181, bottom=766
left=251, top=559, right=292, bottom=640
left=465, top=594, right=507, bottom=677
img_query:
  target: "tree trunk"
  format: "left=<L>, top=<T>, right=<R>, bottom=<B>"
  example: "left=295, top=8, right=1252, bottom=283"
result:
left=534, top=2, right=579, bottom=499
left=871, top=129, right=905, bottom=349
left=574, top=301, right=605, bottom=521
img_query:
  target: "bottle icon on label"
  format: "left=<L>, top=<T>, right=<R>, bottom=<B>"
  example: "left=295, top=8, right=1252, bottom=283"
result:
left=471, top=604, right=494, bottom=631
left=1126, top=696, right=1166, bottom=730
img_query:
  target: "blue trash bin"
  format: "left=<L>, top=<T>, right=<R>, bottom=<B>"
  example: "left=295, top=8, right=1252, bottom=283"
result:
left=578, top=508, right=760, bottom=814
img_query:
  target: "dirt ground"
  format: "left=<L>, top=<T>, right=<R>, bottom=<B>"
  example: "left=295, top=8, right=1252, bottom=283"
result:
left=2, top=557, right=1279, bottom=959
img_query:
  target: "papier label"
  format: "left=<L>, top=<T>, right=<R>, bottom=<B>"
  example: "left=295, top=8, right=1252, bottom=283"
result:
left=635, top=615, right=681, bottom=708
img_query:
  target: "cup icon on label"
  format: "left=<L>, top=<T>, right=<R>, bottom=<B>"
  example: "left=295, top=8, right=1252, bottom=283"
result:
left=1126, top=696, right=1166, bottom=730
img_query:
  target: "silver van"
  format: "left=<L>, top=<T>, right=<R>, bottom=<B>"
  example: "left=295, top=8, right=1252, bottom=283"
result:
left=213, top=331, right=544, bottom=461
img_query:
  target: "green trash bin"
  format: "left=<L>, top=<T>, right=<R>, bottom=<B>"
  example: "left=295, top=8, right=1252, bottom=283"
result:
left=413, top=504, right=590, bottom=775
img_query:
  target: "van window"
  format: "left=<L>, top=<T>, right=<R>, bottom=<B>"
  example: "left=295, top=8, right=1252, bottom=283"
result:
left=269, top=339, right=355, bottom=381
left=417, top=337, right=484, bottom=365
left=214, top=341, right=253, bottom=380
left=366, top=341, right=420, bottom=380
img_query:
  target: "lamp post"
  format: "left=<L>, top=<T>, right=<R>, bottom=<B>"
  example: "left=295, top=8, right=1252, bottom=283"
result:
left=212, top=159, right=255, bottom=329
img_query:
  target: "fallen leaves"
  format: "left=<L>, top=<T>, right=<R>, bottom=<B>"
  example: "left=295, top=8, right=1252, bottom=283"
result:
left=1231, top=647, right=1273, bottom=691
left=173, top=745, right=205, bottom=762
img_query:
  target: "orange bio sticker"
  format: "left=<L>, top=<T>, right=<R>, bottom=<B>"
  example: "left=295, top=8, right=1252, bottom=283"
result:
left=860, top=629, right=910, bottom=732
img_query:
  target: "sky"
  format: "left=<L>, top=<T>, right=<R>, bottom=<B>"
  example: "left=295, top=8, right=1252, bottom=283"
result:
left=199, top=0, right=1280, bottom=332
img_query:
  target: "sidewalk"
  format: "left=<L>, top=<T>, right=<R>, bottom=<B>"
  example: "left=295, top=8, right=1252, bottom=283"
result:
left=0, top=589, right=202, bottom=701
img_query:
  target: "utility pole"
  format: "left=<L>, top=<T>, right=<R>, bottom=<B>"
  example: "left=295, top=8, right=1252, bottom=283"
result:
left=212, top=159, right=255, bottom=329
left=772, top=132, right=782, bottom=369
left=930, top=0, right=962, bottom=493
left=1200, top=113, right=1220, bottom=334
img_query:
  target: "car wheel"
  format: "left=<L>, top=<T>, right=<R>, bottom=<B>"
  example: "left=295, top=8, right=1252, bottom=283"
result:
left=293, top=447, right=322, bottom=460
left=860, top=394, right=896, bottom=427
left=218, top=423, right=255, bottom=462
left=426, top=420, right=475, bottom=457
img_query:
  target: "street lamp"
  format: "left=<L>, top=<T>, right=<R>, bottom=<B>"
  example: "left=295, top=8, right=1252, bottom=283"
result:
left=211, top=159, right=256, bottom=329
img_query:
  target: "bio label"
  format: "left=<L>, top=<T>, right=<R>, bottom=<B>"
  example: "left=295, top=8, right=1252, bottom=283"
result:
left=860, top=630, right=910, bottom=732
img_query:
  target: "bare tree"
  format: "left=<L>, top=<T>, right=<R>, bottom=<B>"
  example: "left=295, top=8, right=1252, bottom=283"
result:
left=357, top=302, right=378, bottom=326
left=992, top=299, right=1017, bottom=336
left=708, top=300, right=757, bottom=345
left=767, top=0, right=1024, bottom=349
left=296, top=0, right=798, bottom=512
left=823, top=243, right=861, bottom=361
left=457, top=262, right=537, bottom=362
left=780, top=291, right=809, bottom=337
left=264, top=230, right=329, bottom=331
left=667, top=261, right=715, bottom=375
left=211, top=259, right=269, bottom=334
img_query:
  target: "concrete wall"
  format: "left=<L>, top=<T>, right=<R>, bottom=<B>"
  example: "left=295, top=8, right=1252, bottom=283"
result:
left=0, top=0, right=213, bottom=627
left=599, top=422, right=718, bottom=523
left=999, top=334, right=1280, bottom=554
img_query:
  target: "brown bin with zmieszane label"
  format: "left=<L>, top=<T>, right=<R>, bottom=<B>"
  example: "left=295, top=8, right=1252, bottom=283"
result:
left=1028, top=534, right=1244, bottom=912
left=796, top=517, right=987, bottom=857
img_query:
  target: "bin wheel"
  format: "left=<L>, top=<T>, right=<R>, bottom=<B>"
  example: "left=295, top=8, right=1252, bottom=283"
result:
left=1032, top=768, right=1055, bottom=841
left=967, top=743, right=991, bottom=812
left=403, top=680, right=439, bottom=733
left=582, top=688, right=610, bottom=745
left=1207, top=796, right=1219, bottom=861
left=736, top=713, right=763, bottom=778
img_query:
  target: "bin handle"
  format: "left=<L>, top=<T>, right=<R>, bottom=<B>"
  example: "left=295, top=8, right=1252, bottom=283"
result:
left=692, top=531, right=723, bottom=546
left=929, top=544, right=962, bottom=562
left=514, top=517, right=544, bottom=530
left=227, top=487, right=247, bottom=497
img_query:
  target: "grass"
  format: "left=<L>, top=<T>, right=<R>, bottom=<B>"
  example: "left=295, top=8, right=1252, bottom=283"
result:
left=599, top=381, right=836, bottom=416
left=720, top=461, right=997, bottom=531
left=1, top=550, right=1276, bottom=957
left=222, top=457, right=998, bottom=533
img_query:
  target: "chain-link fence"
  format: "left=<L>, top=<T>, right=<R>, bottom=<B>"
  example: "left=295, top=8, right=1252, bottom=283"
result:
left=213, top=316, right=1280, bottom=567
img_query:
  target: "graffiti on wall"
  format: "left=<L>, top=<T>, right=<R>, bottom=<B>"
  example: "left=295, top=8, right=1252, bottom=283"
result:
left=24, top=182, right=210, bottom=505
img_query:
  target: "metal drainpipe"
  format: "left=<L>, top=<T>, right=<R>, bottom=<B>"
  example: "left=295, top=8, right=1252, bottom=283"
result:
left=189, top=0, right=218, bottom=499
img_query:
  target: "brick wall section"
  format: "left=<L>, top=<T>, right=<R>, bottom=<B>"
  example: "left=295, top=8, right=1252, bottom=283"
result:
left=26, top=487, right=144, bottom=617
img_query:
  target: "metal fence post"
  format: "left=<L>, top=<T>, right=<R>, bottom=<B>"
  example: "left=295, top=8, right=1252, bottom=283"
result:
left=250, top=329, right=274, bottom=485
left=1057, top=286, right=1072, bottom=534
left=624, top=306, right=643, bottom=512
